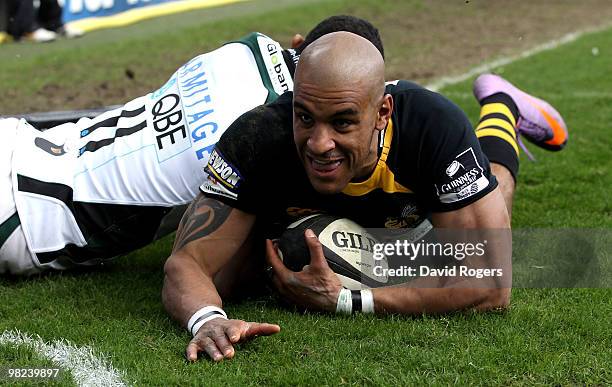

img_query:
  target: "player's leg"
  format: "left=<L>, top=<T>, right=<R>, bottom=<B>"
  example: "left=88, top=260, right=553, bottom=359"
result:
left=472, top=74, right=569, bottom=218
left=0, top=1, right=9, bottom=38
left=472, top=91, right=520, bottom=217
left=0, top=119, right=42, bottom=276
left=37, top=0, right=63, bottom=32
left=490, top=163, right=516, bottom=217
left=7, top=0, right=35, bottom=40
left=38, top=0, right=84, bottom=38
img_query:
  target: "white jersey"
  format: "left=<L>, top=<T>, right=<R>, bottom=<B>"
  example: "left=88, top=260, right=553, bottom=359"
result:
left=10, top=33, right=296, bottom=268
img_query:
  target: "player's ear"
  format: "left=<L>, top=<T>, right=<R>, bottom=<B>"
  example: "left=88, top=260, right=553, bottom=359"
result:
left=291, top=34, right=305, bottom=49
left=375, top=94, right=393, bottom=131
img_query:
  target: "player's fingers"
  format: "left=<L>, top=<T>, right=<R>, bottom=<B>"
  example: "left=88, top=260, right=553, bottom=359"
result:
left=199, top=336, right=225, bottom=362
left=211, top=332, right=235, bottom=359
left=186, top=336, right=224, bottom=362
left=304, top=229, right=329, bottom=269
left=266, top=239, right=292, bottom=278
left=185, top=341, right=201, bottom=362
left=242, top=322, right=281, bottom=339
left=225, top=323, right=245, bottom=344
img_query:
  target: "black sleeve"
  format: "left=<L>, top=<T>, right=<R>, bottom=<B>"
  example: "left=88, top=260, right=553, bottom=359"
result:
left=394, top=85, right=498, bottom=212
left=199, top=94, right=292, bottom=213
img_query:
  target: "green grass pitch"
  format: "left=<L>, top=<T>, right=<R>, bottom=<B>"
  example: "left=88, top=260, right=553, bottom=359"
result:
left=1, top=0, right=611, bottom=385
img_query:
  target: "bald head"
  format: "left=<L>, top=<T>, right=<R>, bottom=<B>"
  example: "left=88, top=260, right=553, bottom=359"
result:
left=295, top=31, right=386, bottom=104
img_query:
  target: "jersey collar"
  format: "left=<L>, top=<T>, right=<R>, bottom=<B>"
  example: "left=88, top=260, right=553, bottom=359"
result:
left=341, top=118, right=411, bottom=196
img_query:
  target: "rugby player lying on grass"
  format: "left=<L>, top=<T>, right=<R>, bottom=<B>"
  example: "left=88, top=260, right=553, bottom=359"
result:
left=162, top=32, right=569, bottom=361
left=0, top=15, right=383, bottom=275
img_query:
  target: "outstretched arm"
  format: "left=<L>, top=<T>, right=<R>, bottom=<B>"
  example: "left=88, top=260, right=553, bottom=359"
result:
left=268, top=187, right=511, bottom=314
left=162, top=193, right=280, bottom=362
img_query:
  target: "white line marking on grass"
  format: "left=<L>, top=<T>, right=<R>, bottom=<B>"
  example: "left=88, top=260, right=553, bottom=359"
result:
left=0, top=330, right=127, bottom=387
left=426, top=22, right=612, bottom=92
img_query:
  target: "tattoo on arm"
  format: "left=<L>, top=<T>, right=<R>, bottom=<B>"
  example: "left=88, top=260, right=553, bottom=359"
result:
left=173, top=195, right=232, bottom=251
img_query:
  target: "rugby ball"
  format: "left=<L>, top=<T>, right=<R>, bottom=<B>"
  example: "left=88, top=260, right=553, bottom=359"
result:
left=277, top=214, right=388, bottom=290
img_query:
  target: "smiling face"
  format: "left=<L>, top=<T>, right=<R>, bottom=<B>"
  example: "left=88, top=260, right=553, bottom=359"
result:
left=292, top=32, right=391, bottom=194
left=293, top=83, right=389, bottom=194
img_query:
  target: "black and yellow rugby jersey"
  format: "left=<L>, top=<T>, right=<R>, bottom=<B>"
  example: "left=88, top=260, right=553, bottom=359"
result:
left=201, top=80, right=497, bottom=234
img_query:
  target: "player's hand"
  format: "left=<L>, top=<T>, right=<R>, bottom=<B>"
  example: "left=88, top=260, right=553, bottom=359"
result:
left=186, top=318, right=280, bottom=362
left=266, top=229, right=343, bottom=312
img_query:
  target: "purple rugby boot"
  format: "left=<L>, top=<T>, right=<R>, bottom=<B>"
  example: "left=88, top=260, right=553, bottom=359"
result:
left=473, top=74, right=568, bottom=152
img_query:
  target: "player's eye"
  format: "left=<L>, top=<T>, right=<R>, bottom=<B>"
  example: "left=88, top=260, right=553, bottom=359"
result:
left=333, top=119, right=352, bottom=130
left=298, top=113, right=313, bottom=126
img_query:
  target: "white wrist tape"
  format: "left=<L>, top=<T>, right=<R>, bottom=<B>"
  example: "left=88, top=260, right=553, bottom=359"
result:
left=335, top=288, right=353, bottom=314
left=360, top=289, right=375, bottom=313
left=187, top=306, right=228, bottom=336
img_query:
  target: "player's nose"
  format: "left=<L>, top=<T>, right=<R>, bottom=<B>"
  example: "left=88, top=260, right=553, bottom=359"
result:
left=306, top=125, right=335, bottom=154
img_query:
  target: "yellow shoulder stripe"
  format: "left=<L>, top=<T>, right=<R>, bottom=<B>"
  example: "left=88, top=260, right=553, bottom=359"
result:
left=343, top=119, right=412, bottom=196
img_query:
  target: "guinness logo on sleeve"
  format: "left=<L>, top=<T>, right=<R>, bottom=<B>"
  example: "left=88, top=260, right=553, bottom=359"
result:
left=435, top=147, right=489, bottom=204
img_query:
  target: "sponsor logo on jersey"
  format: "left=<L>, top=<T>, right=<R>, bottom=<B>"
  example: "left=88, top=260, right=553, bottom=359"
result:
left=151, top=92, right=190, bottom=162
left=151, top=55, right=220, bottom=164
left=445, top=160, right=464, bottom=177
left=257, top=35, right=294, bottom=95
left=178, top=56, right=220, bottom=162
left=205, top=149, right=241, bottom=191
left=286, top=48, right=300, bottom=67
left=200, top=175, right=238, bottom=201
left=435, top=147, right=489, bottom=204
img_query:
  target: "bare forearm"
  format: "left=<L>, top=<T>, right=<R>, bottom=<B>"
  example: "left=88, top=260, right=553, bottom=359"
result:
left=162, top=253, right=222, bottom=327
left=162, top=194, right=255, bottom=327
left=372, top=285, right=510, bottom=315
